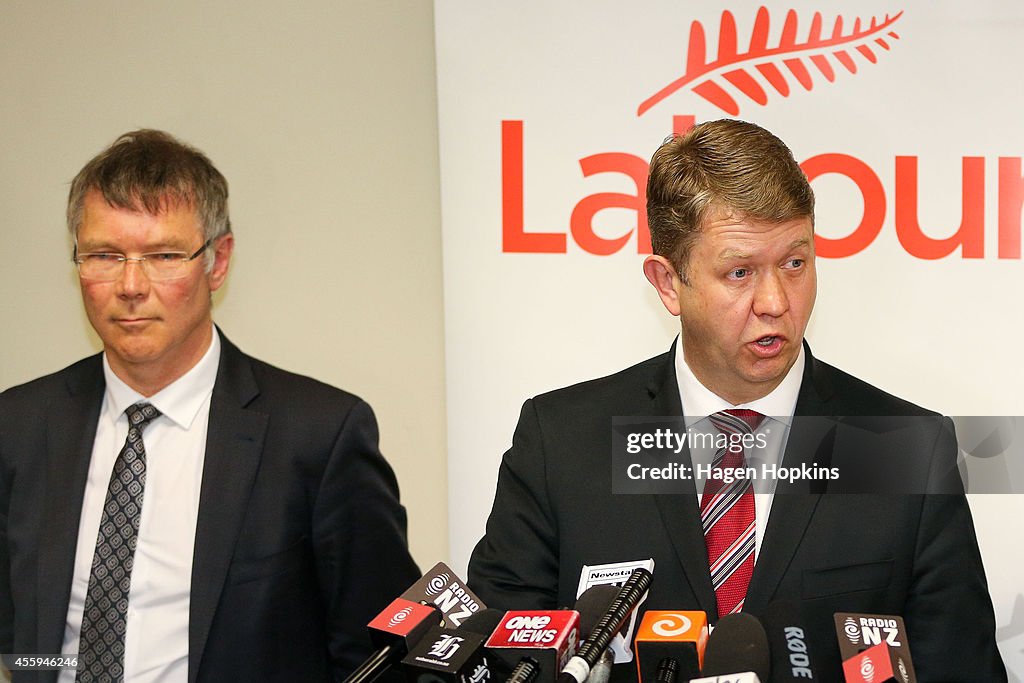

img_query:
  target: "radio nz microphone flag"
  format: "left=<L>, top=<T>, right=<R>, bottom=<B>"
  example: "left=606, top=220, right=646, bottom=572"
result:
left=403, top=562, right=487, bottom=628
left=343, top=598, right=442, bottom=683
left=485, top=610, right=580, bottom=683
left=632, top=611, right=708, bottom=683
left=343, top=564, right=485, bottom=683
left=835, top=613, right=916, bottom=683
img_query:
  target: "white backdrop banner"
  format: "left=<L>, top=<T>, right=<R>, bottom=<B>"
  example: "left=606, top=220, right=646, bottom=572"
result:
left=435, top=1, right=1023, bottom=676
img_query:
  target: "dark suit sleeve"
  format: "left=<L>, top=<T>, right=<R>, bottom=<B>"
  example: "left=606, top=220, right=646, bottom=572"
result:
left=468, top=398, right=561, bottom=610
left=904, top=418, right=1007, bottom=682
left=311, top=399, right=420, bottom=680
left=0, top=418, right=12, bottom=656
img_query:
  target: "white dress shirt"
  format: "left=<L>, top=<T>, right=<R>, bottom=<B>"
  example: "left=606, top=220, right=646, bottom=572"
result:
left=673, top=336, right=805, bottom=560
left=59, top=328, right=221, bottom=683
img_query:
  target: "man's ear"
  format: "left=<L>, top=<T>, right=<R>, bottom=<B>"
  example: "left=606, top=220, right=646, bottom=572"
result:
left=207, top=234, right=234, bottom=292
left=643, top=254, right=684, bottom=316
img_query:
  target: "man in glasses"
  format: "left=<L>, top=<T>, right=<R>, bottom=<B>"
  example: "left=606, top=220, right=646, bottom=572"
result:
left=0, top=130, right=419, bottom=682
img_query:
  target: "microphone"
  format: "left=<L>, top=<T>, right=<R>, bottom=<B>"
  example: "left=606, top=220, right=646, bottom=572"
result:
left=403, top=562, right=488, bottom=628
left=691, top=612, right=770, bottom=683
left=343, top=564, right=487, bottom=683
left=834, top=613, right=916, bottom=683
left=573, top=585, right=619, bottom=683
left=761, top=601, right=817, bottom=682
left=343, top=598, right=443, bottom=683
left=484, top=610, right=581, bottom=682
left=633, top=611, right=708, bottom=683
left=558, top=568, right=653, bottom=683
left=402, top=608, right=506, bottom=683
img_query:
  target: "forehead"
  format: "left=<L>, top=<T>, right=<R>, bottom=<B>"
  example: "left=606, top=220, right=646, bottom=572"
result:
left=696, top=210, right=814, bottom=255
left=78, top=190, right=203, bottom=247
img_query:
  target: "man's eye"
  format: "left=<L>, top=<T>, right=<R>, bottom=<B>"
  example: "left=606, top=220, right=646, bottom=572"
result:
left=148, top=253, right=183, bottom=262
left=785, top=258, right=804, bottom=269
left=87, top=253, right=121, bottom=262
left=728, top=268, right=749, bottom=279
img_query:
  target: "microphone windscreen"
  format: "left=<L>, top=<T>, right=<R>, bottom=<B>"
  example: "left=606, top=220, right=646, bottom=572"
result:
left=574, top=586, right=620, bottom=640
left=701, top=613, right=770, bottom=682
left=460, top=608, right=505, bottom=636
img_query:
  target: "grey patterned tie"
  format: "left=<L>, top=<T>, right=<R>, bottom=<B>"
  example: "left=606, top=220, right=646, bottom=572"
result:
left=76, top=402, right=161, bottom=682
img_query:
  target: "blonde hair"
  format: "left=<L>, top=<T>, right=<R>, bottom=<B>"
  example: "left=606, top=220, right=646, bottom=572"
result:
left=646, top=119, right=813, bottom=281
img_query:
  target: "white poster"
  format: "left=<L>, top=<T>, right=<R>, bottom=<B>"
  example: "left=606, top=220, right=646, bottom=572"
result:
left=436, top=2, right=1023, bottom=676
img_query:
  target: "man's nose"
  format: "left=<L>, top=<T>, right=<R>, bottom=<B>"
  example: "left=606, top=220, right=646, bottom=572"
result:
left=116, top=258, right=151, bottom=297
left=752, top=270, right=789, bottom=317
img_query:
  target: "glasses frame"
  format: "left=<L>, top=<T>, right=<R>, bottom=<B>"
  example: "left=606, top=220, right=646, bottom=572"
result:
left=73, top=238, right=214, bottom=281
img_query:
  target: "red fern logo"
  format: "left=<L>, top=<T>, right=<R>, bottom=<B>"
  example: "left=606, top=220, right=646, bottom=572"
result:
left=638, top=7, right=904, bottom=117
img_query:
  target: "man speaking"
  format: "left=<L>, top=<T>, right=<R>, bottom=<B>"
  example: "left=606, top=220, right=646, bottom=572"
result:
left=468, top=120, right=1005, bottom=682
left=0, top=130, right=420, bottom=681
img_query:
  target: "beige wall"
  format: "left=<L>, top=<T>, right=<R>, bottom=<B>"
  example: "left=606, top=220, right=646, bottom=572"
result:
left=0, top=0, right=446, bottom=604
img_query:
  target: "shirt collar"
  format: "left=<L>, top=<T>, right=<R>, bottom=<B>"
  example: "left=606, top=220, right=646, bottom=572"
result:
left=102, top=326, right=222, bottom=429
left=674, top=335, right=804, bottom=429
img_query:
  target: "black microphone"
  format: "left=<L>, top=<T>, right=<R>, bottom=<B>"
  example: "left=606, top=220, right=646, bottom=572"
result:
left=402, top=608, right=506, bottom=683
left=558, top=568, right=654, bottom=683
left=343, top=564, right=486, bottom=683
left=343, top=598, right=443, bottom=683
left=574, top=585, right=620, bottom=683
left=761, top=601, right=817, bottom=682
left=693, top=612, right=770, bottom=683
left=834, top=613, right=916, bottom=683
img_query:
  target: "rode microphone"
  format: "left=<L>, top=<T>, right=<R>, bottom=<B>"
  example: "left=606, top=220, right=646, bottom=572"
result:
left=344, top=598, right=443, bottom=683
left=403, top=562, right=488, bottom=628
left=402, top=608, right=505, bottom=683
left=691, top=612, right=770, bottom=683
left=558, top=568, right=654, bottom=683
left=633, top=611, right=708, bottom=683
left=834, top=613, right=916, bottom=683
left=761, top=601, right=817, bottom=682
left=484, top=610, right=580, bottom=682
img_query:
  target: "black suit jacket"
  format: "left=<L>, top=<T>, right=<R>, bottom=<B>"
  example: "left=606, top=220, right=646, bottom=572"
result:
left=468, top=343, right=1005, bottom=683
left=0, top=334, right=420, bottom=682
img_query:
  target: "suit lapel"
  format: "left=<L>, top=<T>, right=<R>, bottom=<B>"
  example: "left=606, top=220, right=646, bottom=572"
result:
left=36, top=356, right=104, bottom=673
left=745, top=345, right=835, bottom=613
left=188, top=336, right=268, bottom=683
left=647, top=344, right=719, bottom=617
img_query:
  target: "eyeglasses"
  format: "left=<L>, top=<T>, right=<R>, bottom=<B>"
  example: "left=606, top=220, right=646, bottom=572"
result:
left=73, top=239, right=213, bottom=281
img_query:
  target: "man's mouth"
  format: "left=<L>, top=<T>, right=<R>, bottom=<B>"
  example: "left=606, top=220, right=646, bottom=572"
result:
left=755, top=336, right=777, bottom=347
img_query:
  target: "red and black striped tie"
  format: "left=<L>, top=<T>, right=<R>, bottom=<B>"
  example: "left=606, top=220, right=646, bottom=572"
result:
left=700, top=409, right=764, bottom=617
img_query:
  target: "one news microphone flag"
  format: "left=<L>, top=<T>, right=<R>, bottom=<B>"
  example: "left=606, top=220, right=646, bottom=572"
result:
left=484, top=611, right=580, bottom=683
left=344, top=598, right=442, bottom=683
left=403, top=562, right=487, bottom=628
left=633, top=611, right=707, bottom=683
left=558, top=567, right=653, bottom=683
left=835, top=613, right=916, bottom=683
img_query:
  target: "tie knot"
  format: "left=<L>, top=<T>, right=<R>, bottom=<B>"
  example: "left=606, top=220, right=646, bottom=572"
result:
left=125, top=402, right=161, bottom=430
left=710, top=409, right=765, bottom=434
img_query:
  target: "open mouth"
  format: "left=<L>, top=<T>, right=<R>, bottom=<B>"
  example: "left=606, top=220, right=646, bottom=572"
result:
left=755, top=336, right=777, bottom=347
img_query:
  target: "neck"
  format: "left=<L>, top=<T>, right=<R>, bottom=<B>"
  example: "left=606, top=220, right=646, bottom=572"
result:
left=107, top=324, right=214, bottom=397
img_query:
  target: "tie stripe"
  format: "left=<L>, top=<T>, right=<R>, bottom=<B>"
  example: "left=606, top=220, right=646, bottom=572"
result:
left=700, top=409, right=764, bottom=618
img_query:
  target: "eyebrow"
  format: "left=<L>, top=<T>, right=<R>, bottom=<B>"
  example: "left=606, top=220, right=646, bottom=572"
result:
left=716, top=238, right=812, bottom=261
left=77, top=240, right=191, bottom=253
